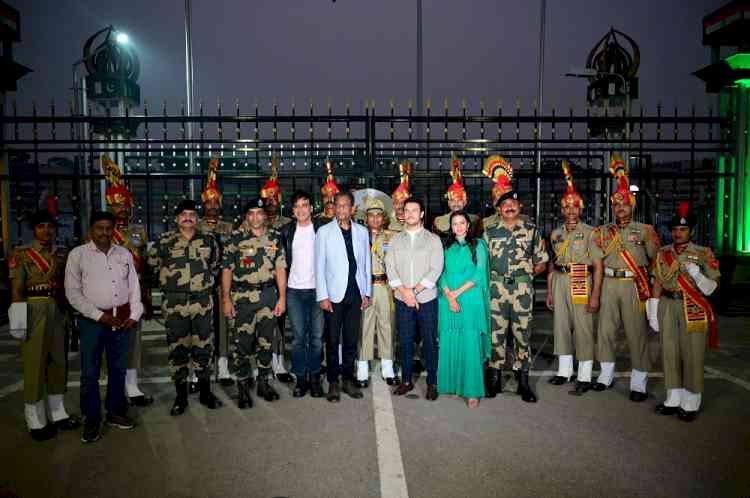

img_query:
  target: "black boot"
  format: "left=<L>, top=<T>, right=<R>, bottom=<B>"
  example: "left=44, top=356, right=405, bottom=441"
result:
left=293, top=375, right=309, bottom=398
left=170, top=381, right=189, bottom=416
left=517, top=370, right=537, bottom=403
left=237, top=378, right=253, bottom=409
left=484, top=368, right=502, bottom=398
left=309, top=374, right=324, bottom=398
left=198, top=378, right=223, bottom=409
left=257, top=375, right=280, bottom=402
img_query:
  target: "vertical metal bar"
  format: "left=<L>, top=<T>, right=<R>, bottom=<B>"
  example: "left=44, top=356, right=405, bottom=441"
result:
left=534, top=0, right=546, bottom=225
left=184, top=0, right=196, bottom=199
left=416, top=0, right=423, bottom=141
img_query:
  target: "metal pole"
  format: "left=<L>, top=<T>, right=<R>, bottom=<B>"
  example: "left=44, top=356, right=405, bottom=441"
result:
left=184, top=0, right=196, bottom=199
left=416, top=0, right=423, bottom=142
left=534, top=0, right=546, bottom=224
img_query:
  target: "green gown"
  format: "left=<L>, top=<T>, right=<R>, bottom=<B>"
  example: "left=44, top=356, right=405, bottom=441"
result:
left=437, top=239, right=491, bottom=398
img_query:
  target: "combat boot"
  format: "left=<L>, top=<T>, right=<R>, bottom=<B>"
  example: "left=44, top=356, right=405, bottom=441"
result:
left=170, top=381, right=189, bottom=416
left=484, top=368, right=502, bottom=398
left=237, top=378, right=253, bottom=409
left=198, top=378, right=223, bottom=409
left=517, top=370, right=537, bottom=403
left=257, top=375, right=280, bottom=402
left=309, top=374, right=324, bottom=398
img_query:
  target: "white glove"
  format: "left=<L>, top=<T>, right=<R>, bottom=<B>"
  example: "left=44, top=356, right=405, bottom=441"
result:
left=646, top=298, right=659, bottom=332
left=684, top=262, right=700, bottom=279
left=692, top=271, right=718, bottom=296
left=8, top=302, right=28, bottom=341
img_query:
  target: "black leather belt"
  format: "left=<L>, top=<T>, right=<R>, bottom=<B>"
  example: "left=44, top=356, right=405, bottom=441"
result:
left=234, top=281, right=275, bottom=291
left=372, top=274, right=388, bottom=284
left=662, top=289, right=684, bottom=300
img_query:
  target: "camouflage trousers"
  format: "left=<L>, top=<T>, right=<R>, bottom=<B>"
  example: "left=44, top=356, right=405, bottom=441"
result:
left=230, top=285, right=277, bottom=381
left=163, top=292, right=214, bottom=383
left=489, top=280, right=534, bottom=371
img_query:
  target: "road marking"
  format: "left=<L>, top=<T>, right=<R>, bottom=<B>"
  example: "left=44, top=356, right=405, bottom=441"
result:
left=704, top=366, right=750, bottom=391
left=372, top=367, right=409, bottom=498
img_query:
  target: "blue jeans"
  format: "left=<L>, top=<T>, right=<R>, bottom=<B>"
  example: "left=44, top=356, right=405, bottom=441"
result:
left=396, top=298, right=438, bottom=385
left=287, top=288, right=324, bottom=378
left=79, top=317, right=130, bottom=422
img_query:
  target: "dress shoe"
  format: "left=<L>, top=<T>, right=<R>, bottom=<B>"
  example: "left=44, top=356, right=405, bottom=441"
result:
left=219, top=377, right=235, bottom=387
left=591, top=380, right=615, bottom=392
left=293, top=378, right=309, bottom=398
left=327, top=382, right=341, bottom=403
left=355, top=379, right=369, bottom=389
left=170, top=381, right=189, bottom=416
left=30, top=424, right=57, bottom=442
left=393, top=382, right=414, bottom=396
left=426, top=384, right=439, bottom=401
left=188, top=381, right=199, bottom=395
left=655, top=404, right=678, bottom=416
left=568, top=381, right=591, bottom=396
left=548, top=376, right=569, bottom=386
left=54, top=415, right=82, bottom=431
left=385, top=376, right=400, bottom=386
left=237, top=379, right=253, bottom=409
left=80, top=420, right=100, bottom=444
left=257, top=377, right=280, bottom=402
left=309, top=374, right=324, bottom=398
left=129, top=395, right=154, bottom=407
left=105, top=412, right=136, bottom=430
left=342, top=379, right=364, bottom=399
left=629, top=390, right=648, bottom=402
left=516, top=371, right=537, bottom=403
left=198, top=379, right=223, bottom=409
left=677, top=408, right=698, bottom=422
left=276, top=372, right=295, bottom=384
left=484, top=368, right=502, bottom=398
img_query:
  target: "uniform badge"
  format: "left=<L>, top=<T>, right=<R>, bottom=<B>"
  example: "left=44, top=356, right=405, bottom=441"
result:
left=242, top=247, right=256, bottom=257
left=628, top=231, right=640, bottom=242
left=574, top=232, right=585, bottom=240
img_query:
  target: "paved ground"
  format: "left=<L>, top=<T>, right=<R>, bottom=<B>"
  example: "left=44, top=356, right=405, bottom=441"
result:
left=0, top=311, right=749, bottom=498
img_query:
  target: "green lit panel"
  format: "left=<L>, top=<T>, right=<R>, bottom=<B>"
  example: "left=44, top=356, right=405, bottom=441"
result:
left=725, top=53, right=750, bottom=70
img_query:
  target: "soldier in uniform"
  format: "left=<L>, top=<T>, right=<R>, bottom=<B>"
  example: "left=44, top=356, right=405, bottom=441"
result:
left=483, top=155, right=548, bottom=403
left=101, top=154, right=154, bottom=406
left=222, top=198, right=287, bottom=407
left=389, top=161, right=412, bottom=232
left=197, top=158, right=235, bottom=387
left=356, top=198, right=399, bottom=387
left=546, top=161, right=603, bottom=395
left=8, top=210, right=80, bottom=441
left=147, top=200, right=223, bottom=415
left=317, top=160, right=339, bottom=225
left=590, top=155, right=660, bottom=402
left=432, top=156, right=482, bottom=243
left=260, top=156, right=294, bottom=383
left=649, top=203, right=720, bottom=422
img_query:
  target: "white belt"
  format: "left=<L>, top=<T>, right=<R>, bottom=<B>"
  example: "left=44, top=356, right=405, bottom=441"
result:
left=604, top=267, right=635, bottom=278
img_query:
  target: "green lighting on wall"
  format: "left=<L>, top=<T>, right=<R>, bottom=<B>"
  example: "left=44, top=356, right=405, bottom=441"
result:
left=725, top=53, right=750, bottom=70
left=735, top=79, right=750, bottom=88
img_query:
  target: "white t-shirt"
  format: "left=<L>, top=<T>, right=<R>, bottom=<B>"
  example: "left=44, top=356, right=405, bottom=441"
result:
left=287, top=223, right=316, bottom=289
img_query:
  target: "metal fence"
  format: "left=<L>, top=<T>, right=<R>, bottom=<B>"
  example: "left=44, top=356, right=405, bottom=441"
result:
left=0, top=99, right=732, bottom=251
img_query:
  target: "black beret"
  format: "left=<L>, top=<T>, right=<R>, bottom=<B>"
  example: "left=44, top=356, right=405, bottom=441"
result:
left=174, top=199, right=198, bottom=216
left=242, top=197, right=266, bottom=213
left=495, top=190, right=520, bottom=207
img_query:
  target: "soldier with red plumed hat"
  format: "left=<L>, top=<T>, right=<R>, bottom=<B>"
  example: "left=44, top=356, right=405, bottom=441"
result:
left=432, top=156, right=482, bottom=244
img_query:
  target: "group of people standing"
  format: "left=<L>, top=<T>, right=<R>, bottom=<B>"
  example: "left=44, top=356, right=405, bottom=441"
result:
left=7, top=151, right=721, bottom=445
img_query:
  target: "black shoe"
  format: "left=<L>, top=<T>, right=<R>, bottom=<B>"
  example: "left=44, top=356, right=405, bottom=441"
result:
left=129, top=395, right=154, bottom=407
left=80, top=420, right=100, bottom=444
left=342, top=379, right=364, bottom=399
left=198, top=379, right=223, bottom=409
left=275, top=372, right=295, bottom=384
left=327, top=382, right=341, bottom=403
left=677, top=408, right=698, bottom=422
left=219, top=377, right=235, bottom=387
left=54, top=415, right=82, bottom=431
left=188, top=381, right=199, bottom=394
left=426, top=384, right=439, bottom=401
left=105, top=413, right=136, bottom=430
left=30, top=424, right=57, bottom=442
left=591, top=379, right=615, bottom=392
left=549, top=376, right=569, bottom=386
left=257, top=377, right=280, bottom=402
left=484, top=368, right=502, bottom=398
left=170, top=381, right=189, bottom=416
left=293, top=378, right=309, bottom=398
left=385, top=377, right=398, bottom=386
left=568, top=381, right=591, bottom=396
left=629, top=390, right=648, bottom=402
left=655, top=404, right=679, bottom=416
left=517, top=371, right=537, bottom=403
left=309, top=375, right=324, bottom=398
left=237, top=379, right=253, bottom=409
left=355, top=379, right=369, bottom=389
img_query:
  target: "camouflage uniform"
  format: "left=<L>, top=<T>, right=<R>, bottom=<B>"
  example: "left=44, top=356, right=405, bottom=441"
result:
left=147, top=230, right=221, bottom=382
left=197, top=218, right=234, bottom=358
left=484, top=219, right=548, bottom=371
left=223, top=228, right=287, bottom=381
left=482, top=213, right=499, bottom=232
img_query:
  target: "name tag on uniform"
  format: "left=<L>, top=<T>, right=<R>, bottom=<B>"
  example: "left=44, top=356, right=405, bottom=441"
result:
left=574, top=232, right=585, bottom=240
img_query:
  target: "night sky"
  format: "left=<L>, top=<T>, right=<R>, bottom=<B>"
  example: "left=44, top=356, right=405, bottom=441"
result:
left=8, top=0, right=725, bottom=116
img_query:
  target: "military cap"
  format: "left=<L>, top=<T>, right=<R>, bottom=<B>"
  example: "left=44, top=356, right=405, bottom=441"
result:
left=366, top=198, right=386, bottom=213
left=174, top=199, right=198, bottom=216
left=496, top=190, right=520, bottom=207
left=242, top=197, right=266, bottom=213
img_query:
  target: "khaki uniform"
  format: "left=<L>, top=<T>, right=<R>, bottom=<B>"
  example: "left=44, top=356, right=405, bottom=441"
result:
left=197, top=218, right=234, bottom=357
left=388, top=214, right=404, bottom=232
left=359, top=230, right=396, bottom=361
left=549, top=223, right=597, bottom=361
left=591, top=222, right=660, bottom=372
left=9, top=242, right=68, bottom=403
left=652, top=243, right=720, bottom=394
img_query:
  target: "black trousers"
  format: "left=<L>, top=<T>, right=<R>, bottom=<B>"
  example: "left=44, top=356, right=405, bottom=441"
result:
left=324, top=288, right=362, bottom=383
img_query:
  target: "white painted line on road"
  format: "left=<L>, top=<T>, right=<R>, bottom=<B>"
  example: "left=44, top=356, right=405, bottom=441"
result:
left=704, top=366, right=750, bottom=391
left=0, top=380, right=23, bottom=398
left=141, top=335, right=165, bottom=342
left=372, top=369, right=410, bottom=498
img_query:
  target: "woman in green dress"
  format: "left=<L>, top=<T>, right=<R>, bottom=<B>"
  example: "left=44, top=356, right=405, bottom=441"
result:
left=437, top=211, right=491, bottom=408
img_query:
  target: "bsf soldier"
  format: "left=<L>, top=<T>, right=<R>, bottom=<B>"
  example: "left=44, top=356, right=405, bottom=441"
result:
left=356, top=198, right=399, bottom=387
left=147, top=200, right=223, bottom=415
left=317, top=160, right=339, bottom=225
left=101, top=154, right=154, bottom=406
left=197, top=158, right=235, bottom=387
left=389, top=161, right=412, bottom=232
left=546, top=161, right=603, bottom=396
left=222, top=198, right=288, bottom=407
left=8, top=210, right=80, bottom=440
left=432, top=156, right=482, bottom=244
left=649, top=203, right=720, bottom=422
left=482, top=156, right=548, bottom=403
left=590, top=155, right=660, bottom=401
left=260, top=155, right=293, bottom=383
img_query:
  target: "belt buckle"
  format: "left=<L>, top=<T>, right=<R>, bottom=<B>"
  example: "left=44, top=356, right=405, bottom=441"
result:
left=505, top=277, right=515, bottom=285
